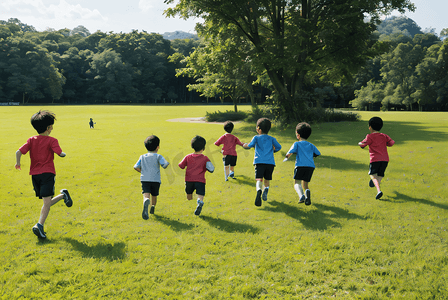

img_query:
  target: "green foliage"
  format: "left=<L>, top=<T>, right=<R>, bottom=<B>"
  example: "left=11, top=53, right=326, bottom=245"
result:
left=165, top=0, right=416, bottom=120
left=205, top=110, right=248, bottom=122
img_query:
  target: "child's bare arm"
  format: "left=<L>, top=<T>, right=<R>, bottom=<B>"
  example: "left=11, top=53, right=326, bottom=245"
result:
left=15, top=150, right=22, bottom=170
left=134, top=167, right=141, bottom=173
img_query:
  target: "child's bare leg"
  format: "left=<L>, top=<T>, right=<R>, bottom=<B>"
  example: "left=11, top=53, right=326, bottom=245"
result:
left=197, top=194, right=204, bottom=202
left=230, top=166, right=235, bottom=173
left=187, top=194, right=193, bottom=200
left=151, top=195, right=157, bottom=207
left=39, top=194, right=64, bottom=225
left=143, top=193, right=151, bottom=202
left=370, top=174, right=382, bottom=193
left=264, top=179, right=270, bottom=188
left=302, top=181, right=309, bottom=191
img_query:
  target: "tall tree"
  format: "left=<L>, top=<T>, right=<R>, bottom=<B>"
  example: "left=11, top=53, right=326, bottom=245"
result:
left=165, top=0, right=414, bottom=122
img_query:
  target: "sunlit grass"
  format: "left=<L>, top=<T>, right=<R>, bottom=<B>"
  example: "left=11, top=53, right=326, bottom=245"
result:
left=1, top=106, right=447, bottom=299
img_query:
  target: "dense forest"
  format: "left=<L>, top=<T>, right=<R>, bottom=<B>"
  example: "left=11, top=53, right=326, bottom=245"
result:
left=0, top=17, right=447, bottom=111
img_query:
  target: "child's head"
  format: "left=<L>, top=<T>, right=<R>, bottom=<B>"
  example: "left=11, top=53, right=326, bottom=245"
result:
left=296, top=122, right=312, bottom=139
left=224, top=121, right=234, bottom=133
left=144, top=135, right=160, bottom=151
left=256, top=118, right=271, bottom=134
left=31, top=110, right=56, bottom=134
left=369, top=117, right=383, bottom=131
left=191, top=135, right=206, bottom=152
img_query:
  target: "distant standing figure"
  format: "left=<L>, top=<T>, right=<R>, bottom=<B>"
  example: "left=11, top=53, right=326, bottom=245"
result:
left=89, top=118, right=96, bottom=129
left=358, top=116, right=395, bottom=200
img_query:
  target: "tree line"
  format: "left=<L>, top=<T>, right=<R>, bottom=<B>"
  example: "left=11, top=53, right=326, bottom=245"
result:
left=0, top=18, right=203, bottom=105
left=1, top=13, right=448, bottom=112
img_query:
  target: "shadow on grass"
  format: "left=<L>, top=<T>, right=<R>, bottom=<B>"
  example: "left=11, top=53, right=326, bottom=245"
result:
left=265, top=201, right=364, bottom=230
left=200, top=215, right=260, bottom=234
left=153, top=215, right=195, bottom=231
left=237, top=119, right=447, bottom=147
left=230, top=174, right=254, bottom=186
left=315, top=155, right=366, bottom=171
left=63, top=238, right=126, bottom=261
left=389, top=191, right=448, bottom=210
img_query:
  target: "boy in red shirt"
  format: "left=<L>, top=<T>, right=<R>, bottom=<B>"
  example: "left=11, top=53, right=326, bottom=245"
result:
left=358, top=116, right=395, bottom=199
left=15, top=110, right=73, bottom=239
left=179, top=135, right=215, bottom=216
left=214, top=121, right=245, bottom=181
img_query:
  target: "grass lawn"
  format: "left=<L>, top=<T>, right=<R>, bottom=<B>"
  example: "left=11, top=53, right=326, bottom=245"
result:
left=1, top=105, right=447, bottom=299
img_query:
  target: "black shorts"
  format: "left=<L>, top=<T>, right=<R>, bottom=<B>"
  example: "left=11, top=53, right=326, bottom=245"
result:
left=141, top=181, right=161, bottom=196
left=32, top=173, right=55, bottom=199
left=223, top=155, right=237, bottom=166
left=254, top=164, right=275, bottom=180
left=294, top=167, right=315, bottom=182
left=185, top=182, right=206, bottom=196
left=369, top=161, right=388, bottom=177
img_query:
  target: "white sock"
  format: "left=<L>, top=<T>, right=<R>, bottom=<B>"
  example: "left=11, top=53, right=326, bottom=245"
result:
left=256, top=180, right=263, bottom=191
left=294, top=183, right=303, bottom=197
left=144, top=198, right=150, bottom=204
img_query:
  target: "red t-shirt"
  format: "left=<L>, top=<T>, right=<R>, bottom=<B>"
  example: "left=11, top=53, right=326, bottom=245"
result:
left=359, top=132, right=395, bottom=163
left=19, top=135, right=63, bottom=175
left=214, top=133, right=244, bottom=156
left=178, top=153, right=210, bottom=183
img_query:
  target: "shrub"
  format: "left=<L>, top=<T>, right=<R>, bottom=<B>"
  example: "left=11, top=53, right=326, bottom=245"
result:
left=205, top=110, right=248, bottom=122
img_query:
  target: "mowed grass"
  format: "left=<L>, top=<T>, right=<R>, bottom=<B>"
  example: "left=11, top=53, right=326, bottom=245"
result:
left=1, top=106, right=447, bottom=299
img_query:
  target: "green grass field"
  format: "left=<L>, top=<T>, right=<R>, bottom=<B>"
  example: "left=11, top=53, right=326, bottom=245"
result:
left=1, top=106, right=447, bottom=299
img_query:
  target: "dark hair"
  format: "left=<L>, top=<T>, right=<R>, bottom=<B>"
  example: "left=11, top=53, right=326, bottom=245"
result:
left=369, top=117, right=383, bottom=131
left=191, top=135, right=206, bottom=152
left=31, top=110, right=56, bottom=134
left=144, top=135, right=160, bottom=151
left=256, top=118, right=271, bottom=134
left=224, top=121, right=234, bottom=133
left=296, top=122, right=312, bottom=139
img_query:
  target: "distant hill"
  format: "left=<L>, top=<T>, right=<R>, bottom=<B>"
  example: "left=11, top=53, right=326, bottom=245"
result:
left=162, top=31, right=198, bottom=40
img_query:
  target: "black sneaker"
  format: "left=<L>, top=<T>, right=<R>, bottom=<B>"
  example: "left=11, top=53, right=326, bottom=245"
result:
left=376, top=191, right=383, bottom=200
left=298, top=195, right=305, bottom=204
left=32, top=223, right=46, bottom=239
left=150, top=205, right=155, bottom=214
left=369, top=180, right=375, bottom=188
left=61, top=189, right=73, bottom=207
left=142, top=199, right=150, bottom=220
left=262, top=188, right=269, bottom=201
left=255, top=190, right=262, bottom=206
left=194, top=200, right=204, bottom=216
left=229, top=172, right=235, bottom=179
left=305, top=189, right=311, bottom=206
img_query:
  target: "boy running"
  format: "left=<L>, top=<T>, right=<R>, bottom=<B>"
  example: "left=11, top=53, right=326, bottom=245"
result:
left=179, top=136, right=215, bottom=216
left=214, top=121, right=245, bottom=181
left=243, top=118, right=282, bottom=206
left=15, top=110, right=73, bottom=239
left=358, top=116, right=395, bottom=199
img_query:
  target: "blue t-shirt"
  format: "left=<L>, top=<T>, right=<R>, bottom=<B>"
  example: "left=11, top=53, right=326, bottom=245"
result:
left=287, top=141, right=320, bottom=168
left=247, top=134, right=282, bottom=165
left=134, top=152, right=169, bottom=183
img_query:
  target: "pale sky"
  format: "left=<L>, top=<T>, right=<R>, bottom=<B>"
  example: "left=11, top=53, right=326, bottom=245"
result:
left=0, top=0, right=447, bottom=35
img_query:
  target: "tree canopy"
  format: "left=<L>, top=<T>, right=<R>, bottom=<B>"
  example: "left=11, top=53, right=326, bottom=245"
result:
left=165, top=0, right=415, bottom=120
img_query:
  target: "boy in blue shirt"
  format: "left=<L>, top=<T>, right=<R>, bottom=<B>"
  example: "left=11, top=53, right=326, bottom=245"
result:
left=285, top=122, right=320, bottom=205
left=134, top=135, right=170, bottom=219
left=243, top=118, right=282, bottom=206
